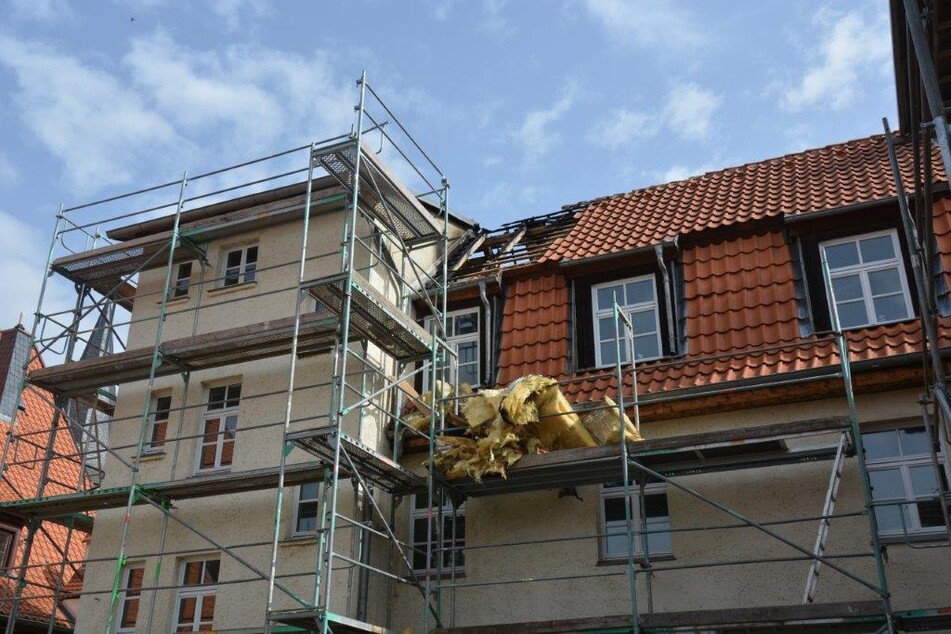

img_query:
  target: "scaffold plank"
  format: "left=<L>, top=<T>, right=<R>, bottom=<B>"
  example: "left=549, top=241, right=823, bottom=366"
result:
left=434, top=601, right=885, bottom=633
left=446, top=417, right=851, bottom=497
left=28, top=312, right=339, bottom=395
left=305, top=270, right=435, bottom=362
left=0, top=461, right=323, bottom=521
left=313, top=139, right=442, bottom=246
left=289, top=428, right=423, bottom=494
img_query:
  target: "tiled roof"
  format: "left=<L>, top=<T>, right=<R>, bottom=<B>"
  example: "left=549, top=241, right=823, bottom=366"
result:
left=542, top=134, right=946, bottom=262
left=0, top=327, right=85, bottom=628
left=492, top=133, right=951, bottom=414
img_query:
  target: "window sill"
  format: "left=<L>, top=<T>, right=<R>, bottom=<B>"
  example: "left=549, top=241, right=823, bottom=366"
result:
left=136, top=450, right=166, bottom=462
left=597, top=553, right=675, bottom=566
left=404, top=570, right=465, bottom=580
left=880, top=530, right=948, bottom=545
left=206, top=280, right=257, bottom=297
left=281, top=534, right=320, bottom=546
left=192, top=468, right=233, bottom=477
left=158, top=295, right=190, bottom=306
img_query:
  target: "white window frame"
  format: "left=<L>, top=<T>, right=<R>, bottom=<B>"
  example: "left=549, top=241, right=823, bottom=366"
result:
left=409, top=493, right=465, bottom=575
left=864, top=424, right=949, bottom=540
left=599, top=482, right=672, bottom=561
left=116, top=562, right=145, bottom=634
left=292, top=482, right=320, bottom=537
left=220, top=245, right=258, bottom=288
left=196, top=384, right=240, bottom=473
left=423, top=308, right=481, bottom=391
left=591, top=274, right=663, bottom=368
left=0, top=524, right=19, bottom=574
left=173, top=261, right=192, bottom=298
left=145, top=393, right=172, bottom=454
left=820, top=229, right=914, bottom=329
left=173, top=556, right=219, bottom=632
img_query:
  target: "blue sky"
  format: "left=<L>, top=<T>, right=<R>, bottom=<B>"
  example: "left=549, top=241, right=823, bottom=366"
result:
left=0, top=0, right=895, bottom=328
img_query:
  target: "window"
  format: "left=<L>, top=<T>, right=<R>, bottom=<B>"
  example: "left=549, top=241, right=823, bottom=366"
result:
left=117, top=564, right=144, bottom=633
left=592, top=275, right=662, bottom=367
left=174, top=557, right=218, bottom=632
left=864, top=425, right=949, bottom=539
left=293, top=483, right=320, bottom=536
left=222, top=246, right=257, bottom=287
left=424, top=309, right=480, bottom=390
left=0, top=525, right=18, bottom=572
left=146, top=394, right=171, bottom=452
left=198, top=384, right=240, bottom=472
left=409, top=493, right=465, bottom=574
left=174, top=262, right=193, bottom=298
left=820, top=230, right=913, bottom=329
left=600, top=482, right=671, bottom=560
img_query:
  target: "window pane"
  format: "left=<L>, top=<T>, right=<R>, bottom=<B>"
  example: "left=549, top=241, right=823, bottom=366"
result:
left=835, top=300, right=868, bottom=329
left=455, top=312, right=478, bottom=335
left=600, top=342, right=618, bottom=366
left=459, top=363, right=479, bottom=387
left=120, top=597, right=139, bottom=628
left=183, top=562, right=202, bottom=585
left=869, top=469, right=904, bottom=500
left=226, top=251, right=242, bottom=268
left=630, top=309, right=657, bottom=336
left=874, top=504, right=904, bottom=533
left=597, top=285, right=623, bottom=310
left=867, top=268, right=902, bottom=295
left=245, top=246, right=258, bottom=264
left=917, top=499, right=945, bottom=528
left=458, top=342, right=477, bottom=365
left=859, top=235, right=895, bottom=263
left=300, top=482, right=319, bottom=501
left=296, top=502, right=318, bottom=533
left=872, top=294, right=908, bottom=323
left=646, top=516, right=672, bottom=554
left=863, top=430, right=899, bottom=460
left=178, top=596, right=197, bottom=623
left=204, top=560, right=219, bottom=584
left=831, top=275, right=863, bottom=301
left=604, top=523, right=628, bottom=555
left=909, top=466, right=938, bottom=497
left=200, top=594, right=216, bottom=620
left=644, top=494, right=669, bottom=517
left=825, top=242, right=859, bottom=269
left=226, top=384, right=241, bottom=408
left=633, top=334, right=660, bottom=360
left=898, top=427, right=929, bottom=456
left=208, top=387, right=226, bottom=409
left=625, top=279, right=653, bottom=305
left=598, top=317, right=616, bottom=341
left=604, top=497, right=628, bottom=522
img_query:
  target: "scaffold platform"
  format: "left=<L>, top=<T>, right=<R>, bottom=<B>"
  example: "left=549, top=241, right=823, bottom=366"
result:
left=305, top=270, right=435, bottom=362
left=269, top=608, right=395, bottom=634
left=288, top=428, right=423, bottom=494
left=314, top=139, right=442, bottom=246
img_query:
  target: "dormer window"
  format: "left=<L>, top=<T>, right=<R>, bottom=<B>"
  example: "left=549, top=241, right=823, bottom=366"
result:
left=820, top=230, right=913, bottom=329
left=591, top=275, right=662, bottom=367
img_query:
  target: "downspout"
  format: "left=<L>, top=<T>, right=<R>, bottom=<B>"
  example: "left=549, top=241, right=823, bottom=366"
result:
left=478, top=279, right=492, bottom=387
left=655, top=240, right=678, bottom=355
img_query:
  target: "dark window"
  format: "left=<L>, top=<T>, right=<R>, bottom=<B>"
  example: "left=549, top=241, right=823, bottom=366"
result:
left=222, top=246, right=258, bottom=287
left=295, top=483, right=320, bottom=535
left=174, top=262, right=192, bottom=298
left=0, top=526, right=17, bottom=571
left=147, top=395, right=172, bottom=451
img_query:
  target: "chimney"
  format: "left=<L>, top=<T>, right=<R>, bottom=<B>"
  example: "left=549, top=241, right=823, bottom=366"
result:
left=0, top=325, right=31, bottom=420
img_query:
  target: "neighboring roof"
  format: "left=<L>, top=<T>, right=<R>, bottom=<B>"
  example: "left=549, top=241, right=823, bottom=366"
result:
left=0, top=328, right=85, bottom=628
left=540, top=134, right=946, bottom=262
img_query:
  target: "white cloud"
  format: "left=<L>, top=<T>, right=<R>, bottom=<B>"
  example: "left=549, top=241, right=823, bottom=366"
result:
left=587, top=108, right=655, bottom=148
left=654, top=162, right=718, bottom=184
left=0, top=152, right=20, bottom=186
left=7, top=0, right=73, bottom=22
left=0, top=211, right=73, bottom=330
left=480, top=0, right=515, bottom=38
left=582, top=0, right=704, bottom=51
left=0, top=31, right=355, bottom=197
left=209, top=0, right=271, bottom=31
left=0, top=36, right=180, bottom=194
left=663, top=82, right=721, bottom=140
left=782, top=7, right=890, bottom=112
left=511, top=83, right=578, bottom=168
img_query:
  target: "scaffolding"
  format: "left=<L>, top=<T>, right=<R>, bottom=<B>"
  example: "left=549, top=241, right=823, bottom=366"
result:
left=0, top=53, right=948, bottom=634
left=0, top=71, right=460, bottom=634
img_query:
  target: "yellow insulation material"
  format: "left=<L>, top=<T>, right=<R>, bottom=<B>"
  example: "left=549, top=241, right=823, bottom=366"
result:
left=427, top=375, right=644, bottom=482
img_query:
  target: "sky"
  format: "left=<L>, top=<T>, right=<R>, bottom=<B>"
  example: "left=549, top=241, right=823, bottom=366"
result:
left=0, top=0, right=897, bottom=330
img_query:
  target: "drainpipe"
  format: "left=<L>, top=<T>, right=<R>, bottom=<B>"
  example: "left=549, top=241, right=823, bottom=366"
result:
left=654, top=240, right=677, bottom=354
left=478, top=279, right=492, bottom=386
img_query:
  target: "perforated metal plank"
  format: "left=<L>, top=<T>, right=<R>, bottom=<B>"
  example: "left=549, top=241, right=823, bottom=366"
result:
left=289, top=428, right=423, bottom=494
left=313, top=139, right=441, bottom=246
left=305, top=271, right=434, bottom=362
left=269, top=608, right=395, bottom=634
